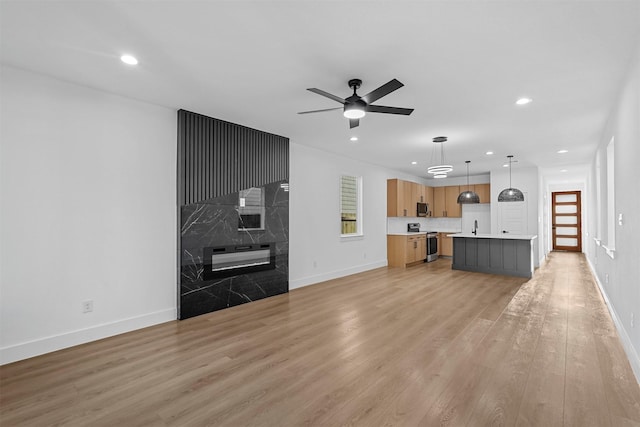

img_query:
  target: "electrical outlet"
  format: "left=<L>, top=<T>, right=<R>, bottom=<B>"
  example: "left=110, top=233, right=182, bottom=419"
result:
left=605, top=273, right=609, bottom=284
left=313, top=261, right=317, bottom=268
left=363, top=252, right=367, bottom=259
left=632, top=313, right=635, bottom=328
left=82, top=300, right=93, bottom=313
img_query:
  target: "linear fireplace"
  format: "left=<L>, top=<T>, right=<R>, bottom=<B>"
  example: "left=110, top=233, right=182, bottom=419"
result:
left=203, top=243, right=275, bottom=280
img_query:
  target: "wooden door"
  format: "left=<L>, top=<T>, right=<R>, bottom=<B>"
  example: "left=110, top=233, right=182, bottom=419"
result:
left=552, top=191, right=582, bottom=252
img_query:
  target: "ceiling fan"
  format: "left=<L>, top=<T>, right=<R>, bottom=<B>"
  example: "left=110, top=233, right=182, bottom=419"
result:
left=298, top=78, right=414, bottom=128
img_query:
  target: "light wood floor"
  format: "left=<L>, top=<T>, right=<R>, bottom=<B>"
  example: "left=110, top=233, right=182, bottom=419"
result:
left=1, top=252, right=639, bottom=426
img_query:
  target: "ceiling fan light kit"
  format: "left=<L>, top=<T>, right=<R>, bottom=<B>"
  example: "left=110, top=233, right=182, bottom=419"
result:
left=498, top=155, right=525, bottom=202
left=457, top=160, right=480, bottom=204
left=298, top=78, right=413, bottom=128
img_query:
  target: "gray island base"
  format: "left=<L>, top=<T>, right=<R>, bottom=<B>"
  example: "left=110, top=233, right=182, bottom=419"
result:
left=449, top=233, right=538, bottom=278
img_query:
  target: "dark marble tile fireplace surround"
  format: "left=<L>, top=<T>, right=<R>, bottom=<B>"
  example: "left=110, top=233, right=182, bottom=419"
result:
left=177, top=110, right=289, bottom=320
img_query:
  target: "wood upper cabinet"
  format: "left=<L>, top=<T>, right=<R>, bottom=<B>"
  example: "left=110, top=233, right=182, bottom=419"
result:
left=387, top=179, right=408, bottom=217
left=432, top=185, right=461, bottom=217
left=388, top=180, right=474, bottom=217
left=416, top=184, right=426, bottom=204
left=474, top=183, right=491, bottom=203
left=387, top=179, right=425, bottom=217
left=433, top=186, right=446, bottom=217
left=445, top=186, right=461, bottom=217
left=424, top=186, right=434, bottom=214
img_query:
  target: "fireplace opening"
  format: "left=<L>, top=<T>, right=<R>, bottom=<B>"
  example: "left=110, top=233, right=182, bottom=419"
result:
left=203, top=243, right=275, bottom=280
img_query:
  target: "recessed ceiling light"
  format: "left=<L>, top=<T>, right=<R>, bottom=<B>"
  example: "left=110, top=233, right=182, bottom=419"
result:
left=485, top=151, right=494, bottom=155
left=561, top=169, right=568, bottom=172
left=411, top=161, right=417, bottom=165
left=349, top=136, right=358, bottom=142
left=557, top=149, right=568, bottom=154
left=503, top=164, right=509, bottom=168
left=515, top=97, right=532, bottom=105
left=120, top=54, right=138, bottom=65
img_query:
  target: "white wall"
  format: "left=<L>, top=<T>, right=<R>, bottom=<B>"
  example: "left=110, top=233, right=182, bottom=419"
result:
left=490, top=166, right=541, bottom=266
left=584, top=42, right=640, bottom=380
left=0, top=66, right=177, bottom=364
left=289, top=144, right=425, bottom=289
left=461, top=204, right=491, bottom=235
left=426, top=173, right=490, bottom=187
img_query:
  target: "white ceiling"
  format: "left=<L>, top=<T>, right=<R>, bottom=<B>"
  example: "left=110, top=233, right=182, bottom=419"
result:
left=1, top=1, right=639, bottom=178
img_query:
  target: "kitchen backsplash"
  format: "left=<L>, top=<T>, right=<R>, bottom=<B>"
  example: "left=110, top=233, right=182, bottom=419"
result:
left=387, top=216, right=462, bottom=233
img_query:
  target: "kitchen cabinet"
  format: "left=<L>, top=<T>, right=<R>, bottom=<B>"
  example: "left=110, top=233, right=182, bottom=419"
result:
left=387, top=179, right=408, bottom=217
left=387, top=179, right=424, bottom=217
left=387, top=234, right=427, bottom=267
left=432, top=185, right=461, bottom=217
left=424, top=186, right=434, bottom=215
left=460, top=183, right=490, bottom=204
left=474, top=183, right=491, bottom=203
left=438, top=233, right=453, bottom=257
left=445, top=186, right=461, bottom=217
left=415, top=184, right=426, bottom=204
left=433, top=186, right=446, bottom=217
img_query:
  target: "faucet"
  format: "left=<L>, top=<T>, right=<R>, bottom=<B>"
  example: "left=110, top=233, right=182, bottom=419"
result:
left=472, top=220, right=478, bottom=235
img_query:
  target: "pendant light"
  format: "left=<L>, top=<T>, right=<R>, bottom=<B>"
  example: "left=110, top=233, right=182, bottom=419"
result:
left=457, top=161, right=480, bottom=204
left=427, top=136, right=453, bottom=177
left=498, top=155, right=524, bottom=202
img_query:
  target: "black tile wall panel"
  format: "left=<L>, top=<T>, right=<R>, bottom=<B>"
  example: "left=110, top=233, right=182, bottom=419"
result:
left=177, top=110, right=289, bottom=320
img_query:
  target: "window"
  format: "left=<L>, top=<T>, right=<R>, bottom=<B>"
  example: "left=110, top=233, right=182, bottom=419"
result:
left=238, top=187, right=265, bottom=230
left=605, top=137, right=615, bottom=255
left=340, top=175, right=362, bottom=237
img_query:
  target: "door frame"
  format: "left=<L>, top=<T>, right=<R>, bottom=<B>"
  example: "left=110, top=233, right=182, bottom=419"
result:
left=551, top=190, right=582, bottom=252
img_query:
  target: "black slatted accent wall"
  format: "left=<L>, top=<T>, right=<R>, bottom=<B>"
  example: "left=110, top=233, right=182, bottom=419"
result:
left=177, top=109, right=289, bottom=205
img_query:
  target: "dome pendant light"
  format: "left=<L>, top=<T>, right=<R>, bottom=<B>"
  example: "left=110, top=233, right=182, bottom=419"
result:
left=457, top=161, right=480, bottom=204
left=427, top=136, right=453, bottom=177
left=498, top=155, right=525, bottom=202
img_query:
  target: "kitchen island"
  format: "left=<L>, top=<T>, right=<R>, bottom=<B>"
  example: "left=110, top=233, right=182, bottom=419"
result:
left=448, top=233, right=538, bottom=278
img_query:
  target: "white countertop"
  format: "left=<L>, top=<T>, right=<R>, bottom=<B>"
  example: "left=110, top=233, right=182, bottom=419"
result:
left=388, top=230, right=461, bottom=236
left=447, top=233, right=538, bottom=240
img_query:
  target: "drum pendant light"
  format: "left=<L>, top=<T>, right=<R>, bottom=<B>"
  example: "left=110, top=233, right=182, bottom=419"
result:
left=457, top=161, right=480, bottom=204
left=498, top=155, right=525, bottom=202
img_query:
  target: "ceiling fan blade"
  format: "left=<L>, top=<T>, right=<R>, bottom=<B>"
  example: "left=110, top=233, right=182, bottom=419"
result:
left=349, top=118, right=360, bottom=129
left=361, top=79, right=404, bottom=104
left=297, top=107, right=343, bottom=115
left=307, top=88, right=346, bottom=104
left=366, top=105, right=414, bottom=115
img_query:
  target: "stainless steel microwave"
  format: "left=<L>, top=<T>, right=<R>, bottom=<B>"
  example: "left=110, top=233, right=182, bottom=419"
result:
left=417, top=202, right=429, bottom=217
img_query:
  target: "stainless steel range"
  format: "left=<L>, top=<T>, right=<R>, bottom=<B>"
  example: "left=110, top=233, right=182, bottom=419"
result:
left=406, top=223, right=438, bottom=263
left=425, top=232, right=438, bottom=262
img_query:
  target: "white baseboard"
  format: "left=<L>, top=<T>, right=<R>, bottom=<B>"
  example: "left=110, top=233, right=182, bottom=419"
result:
left=0, top=308, right=177, bottom=366
left=586, top=257, right=640, bottom=385
left=290, top=259, right=388, bottom=290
